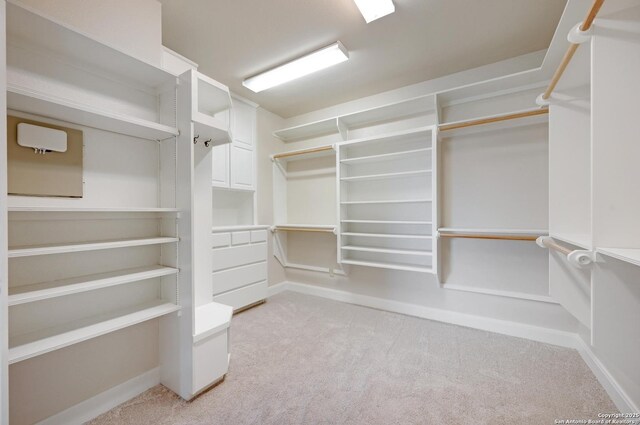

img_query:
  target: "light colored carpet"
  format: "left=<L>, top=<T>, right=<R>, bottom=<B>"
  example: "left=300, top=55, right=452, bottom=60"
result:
left=89, top=291, right=616, bottom=425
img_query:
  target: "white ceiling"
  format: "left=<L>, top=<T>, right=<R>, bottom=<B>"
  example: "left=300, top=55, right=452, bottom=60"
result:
left=159, top=0, right=566, bottom=118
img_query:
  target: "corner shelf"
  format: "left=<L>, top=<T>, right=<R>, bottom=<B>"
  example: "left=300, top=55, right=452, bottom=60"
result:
left=8, top=266, right=179, bottom=306
left=7, top=86, right=179, bottom=142
left=8, top=237, right=179, bottom=258
left=8, top=300, right=180, bottom=364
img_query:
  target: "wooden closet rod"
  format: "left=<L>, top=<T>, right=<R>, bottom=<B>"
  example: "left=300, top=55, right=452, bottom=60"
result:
left=439, top=233, right=540, bottom=241
left=542, top=0, right=605, bottom=100
left=438, top=108, right=548, bottom=132
left=272, top=145, right=333, bottom=160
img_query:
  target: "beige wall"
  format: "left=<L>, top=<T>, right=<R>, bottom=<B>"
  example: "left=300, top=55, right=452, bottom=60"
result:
left=256, top=107, right=287, bottom=286
left=17, top=0, right=162, bottom=66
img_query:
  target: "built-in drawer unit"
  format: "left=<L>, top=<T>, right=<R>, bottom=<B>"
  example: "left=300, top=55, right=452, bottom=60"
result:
left=211, top=225, right=269, bottom=310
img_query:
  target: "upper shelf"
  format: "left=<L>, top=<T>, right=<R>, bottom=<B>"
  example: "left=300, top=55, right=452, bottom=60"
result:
left=7, top=1, right=177, bottom=89
left=597, top=248, right=640, bottom=268
left=7, top=86, right=179, bottom=142
left=273, top=95, right=436, bottom=142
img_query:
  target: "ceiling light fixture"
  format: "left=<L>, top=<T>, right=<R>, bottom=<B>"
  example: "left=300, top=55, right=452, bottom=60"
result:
left=242, top=41, right=349, bottom=93
left=353, top=0, right=395, bottom=23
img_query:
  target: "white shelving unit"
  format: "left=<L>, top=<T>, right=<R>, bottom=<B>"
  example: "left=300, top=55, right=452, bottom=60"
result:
left=4, top=3, right=183, bottom=418
left=337, top=126, right=437, bottom=273
left=191, top=71, right=233, bottom=145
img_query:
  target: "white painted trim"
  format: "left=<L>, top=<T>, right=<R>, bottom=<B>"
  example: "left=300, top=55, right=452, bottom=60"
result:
left=36, top=367, right=160, bottom=425
left=269, top=282, right=638, bottom=413
left=274, top=281, right=577, bottom=348
left=575, top=337, right=639, bottom=413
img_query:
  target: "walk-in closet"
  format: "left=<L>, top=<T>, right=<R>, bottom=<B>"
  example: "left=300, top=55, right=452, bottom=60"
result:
left=0, top=0, right=639, bottom=424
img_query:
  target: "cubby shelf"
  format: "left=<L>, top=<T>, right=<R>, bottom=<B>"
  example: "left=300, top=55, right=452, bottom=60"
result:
left=342, top=233, right=432, bottom=239
left=596, top=248, right=640, bottom=268
left=341, top=259, right=432, bottom=273
left=340, top=148, right=432, bottom=164
left=7, top=86, right=179, bottom=142
left=342, top=245, right=432, bottom=256
left=341, top=199, right=432, bottom=205
left=8, top=266, right=179, bottom=306
left=340, top=170, right=431, bottom=182
left=8, top=300, right=180, bottom=364
left=8, top=237, right=179, bottom=258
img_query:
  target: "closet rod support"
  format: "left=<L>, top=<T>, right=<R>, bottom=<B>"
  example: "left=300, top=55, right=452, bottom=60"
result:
left=536, top=236, right=596, bottom=268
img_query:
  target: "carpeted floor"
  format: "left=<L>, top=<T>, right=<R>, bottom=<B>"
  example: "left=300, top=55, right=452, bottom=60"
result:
left=89, top=291, right=616, bottom=425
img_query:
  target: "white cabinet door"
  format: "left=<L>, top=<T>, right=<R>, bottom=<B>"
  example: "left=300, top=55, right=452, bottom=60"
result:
left=212, top=143, right=229, bottom=188
left=230, top=145, right=254, bottom=190
left=232, top=100, right=255, bottom=148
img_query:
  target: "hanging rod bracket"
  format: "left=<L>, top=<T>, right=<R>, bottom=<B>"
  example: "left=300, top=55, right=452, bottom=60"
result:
left=568, top=22, right=593, bottom=45
left=535, top=94, right=551, bottom=107
left=536, top=236, right=596, bottom=268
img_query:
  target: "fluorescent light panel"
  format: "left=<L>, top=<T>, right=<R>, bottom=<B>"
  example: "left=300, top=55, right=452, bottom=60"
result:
left=243, top=42, right=349, bottom=93
left=353, top=0, right=395, bottom=23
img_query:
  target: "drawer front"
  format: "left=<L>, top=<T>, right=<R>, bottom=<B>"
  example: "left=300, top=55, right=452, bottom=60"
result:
left=213, top=261, right=267, bottom=295
left=192, top=330, right=228, bottom=395
left=231, top=231, right=251, bottom=245
left=250, top=230, right=267, bottom=243
left=211, top=232, right=231, bottom=248
left=213, top=280, right=267, bottom=311
left=212, top=243, right=266, bottom=271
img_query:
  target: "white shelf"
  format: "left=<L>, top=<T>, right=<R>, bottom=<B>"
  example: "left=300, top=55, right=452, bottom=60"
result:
left=341, top=220, right=432, bottom=224
left=341, top=170, right=431, bottom=182
left=193, top=302, right=233, bottom=343
left=7, top=86, right=179, bottom=142
left=339, top=95, right=435, bottom=129
left=438, top=228, right=547, bottom=236
left=8, top=300, right=180, bottom=364
left=339, top=125, right=434, bottom=147
left=341, top=199, right=432, bottom=205
left=341, top=148, right=432, bottom=164
left=597, top=248, right=640, bottom=268
left=342, top=233, right=432, bottom=239
left=193, top=112, right=231, bottom=146
left=7, top=2, right=178, bottom=88
left=8, top=266, right=178, bottom=306
left=341, top=259, right=432, bottom=273
left=8, top=237, right=179, bottom=258
left=8, top=207, right=179, bottom=213
left=549, top=233, right=592, bottom=250
left=342, top=245, right=432, bottom=256
left=273, top=117, right=339, bottom=142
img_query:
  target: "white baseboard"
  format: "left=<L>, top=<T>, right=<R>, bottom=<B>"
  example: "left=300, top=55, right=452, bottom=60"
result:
left=575, top=337, right=638, bottom=413
left=270, top=281, right=637, bottom=413
left=37, top=367, right=160, bottom=425
left=276, top=281, right=577, bottom=347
